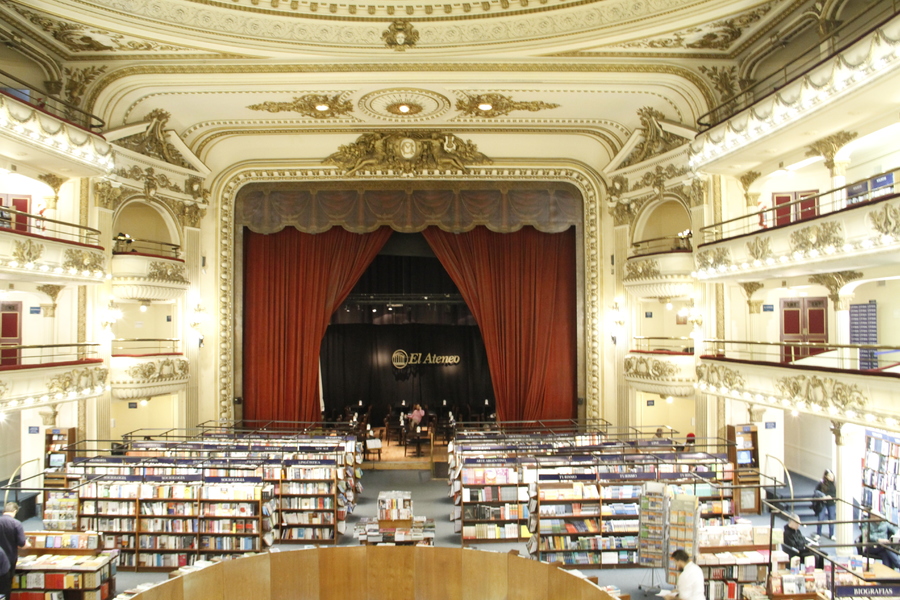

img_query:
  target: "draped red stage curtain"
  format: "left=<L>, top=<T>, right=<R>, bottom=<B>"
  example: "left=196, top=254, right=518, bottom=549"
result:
left=243, top=226, right=392, bottom=423
left=422, top=226, right=576, bottom=421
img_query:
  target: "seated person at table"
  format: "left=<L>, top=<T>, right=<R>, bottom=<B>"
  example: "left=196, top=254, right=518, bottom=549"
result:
left=783, top=514, right=823, bottom=568
left=863, top=511, right=900, bottom=570
left=409, top=404, right=425, bottom=426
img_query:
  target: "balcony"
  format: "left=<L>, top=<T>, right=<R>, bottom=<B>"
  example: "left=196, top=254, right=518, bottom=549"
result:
left=110, top=339, right=188, bottom=400
left=697, top=339, right=900, bottom=429
left=0, top=208, right=106, bottom=284
left=111, top=238, right=188, bottom=301
left=0, top=343, right=107, bottom=414
left=0, top=71, right=112, bottom=177
left=624, top=337, right=697, bottom=397
left=694, top=173, right=900, bottom=282
left=624, top=234, right=695, bottom=299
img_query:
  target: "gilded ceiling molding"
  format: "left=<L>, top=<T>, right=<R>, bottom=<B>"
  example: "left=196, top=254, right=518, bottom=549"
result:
left=805, top=131, right=858, bottom=170
left=62, top=65, right=107, bottom=108
left=116, top=165, right=185, bottom=197
left=808, top=270, right=863, bottom=305
left=247, top=94, right=354, bottom=119
left=869, top=202, right=900, bottom=237
left=147, top=261, right=189, bottom=284
left=382, top=21, right=418, bottom=50
left=358, top=88, right=450, bottom=122
left=608, top=196, right=651, bottom=227
left=698, top=65, right=741, bottom=100
left=620, top=108, right=685, bottom=168
left=455, top=93, right=560, bottom=118
left=123, top=358, right=189, bottom=382
left=325, top=131, right=491, bottom=176
left=623, top=258, right=660, bottom=281
left=739, top=281, right=763, bottom=298
left=215, top=164, right=604, bottom=422
left=696, top=363, right=745, bottom=389
left=159, top=198, right=207, bottom=228
left=37, top=284, right=64, bottom=304
left=116, top=110, right=194, bottom=169
left=789, top=221, right=844, bottom=254
left=775, top=375, right=867, bottom=413
left=84, top=64, right=716, bottom=121
left=746, top=237, right=771, bottom=262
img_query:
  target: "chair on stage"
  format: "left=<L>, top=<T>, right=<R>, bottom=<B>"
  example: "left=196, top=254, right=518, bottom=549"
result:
left=405, top=414, right=432, bottom=457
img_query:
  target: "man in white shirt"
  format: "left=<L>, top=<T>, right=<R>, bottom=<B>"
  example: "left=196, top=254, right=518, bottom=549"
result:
left=670, top=549, right=705, bottom=600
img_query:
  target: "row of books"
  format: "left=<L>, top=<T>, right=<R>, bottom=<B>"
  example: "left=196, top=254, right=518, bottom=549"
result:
left=281, top=527, right=336, bottom=540
left=11, top=587, right=108, bottom=600
left=25, top=533, right=100, bottom=550
left=538, top=503, right=599, bottom=517
left=139, top=501, right=196, bottom=516
left=600, top=503, right=639, bottom=516
left=460, top=486, right=522, bottom=503
left=462, top=503, right=525, bottom=521
left=461, top=523, right=526, bottom=540
left=538, top=534, right=638, bottom=551
left=138, top=518, right=197, bottom=533
left=199, top=536, right=258, bottom=550
left=281, top=497, right=333, bottom=509
left=138, top=535, right=196, bottom=550
left=768, top=571, right=827, bottom=594
left=703, top=564, right=768, bottom=582
left=460, top=468, right=519, bottom=485
left=199, top=519, right=260, bottom=533
left=281, top=512, right=334, bottom=525
left=81, top=501, right=136, bottom=516
left=697, top=550, right=787, bottom=566
left=697, top=524, right=773, bottom=547
left=539, top=550, right=638, bottom=565
left=537, top=518, right=601, bottom=534
left=705, top=580, right=744, bottom=600
left=539, top=483, right=599, bottom=501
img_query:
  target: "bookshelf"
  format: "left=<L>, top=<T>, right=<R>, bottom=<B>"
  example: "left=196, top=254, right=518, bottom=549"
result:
left=356, top=517, right=436, bottom=545
left=12, top=552, right=116, bottom=600
left=726, top=424, right=761, bottom=515
left=638, top=482, right=667, bottom=569
left=44, top=427, right=80, bottom=530
left=277, top=459, right=340, bottom=543
left=665, top=493, right=699, bottom=585
left=455, top=462, right=527, bottom=545
left=697, top=523, right=785, bottom=600
left=862, top=428, right=900, bottom=524
left=527, top=477, right=605, bottom=567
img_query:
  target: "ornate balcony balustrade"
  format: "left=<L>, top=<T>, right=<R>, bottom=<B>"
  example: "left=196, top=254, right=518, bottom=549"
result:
left=623, top=251, right=696, bottom=300
left=625, top=337, right=697, bottom=397
left=111, top=245, right=189, bottom=301
left=110, top=339, right=188, bottom=400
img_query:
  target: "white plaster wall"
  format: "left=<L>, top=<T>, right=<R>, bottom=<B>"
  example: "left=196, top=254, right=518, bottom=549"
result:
left=783, top=413, right=833, bottom=480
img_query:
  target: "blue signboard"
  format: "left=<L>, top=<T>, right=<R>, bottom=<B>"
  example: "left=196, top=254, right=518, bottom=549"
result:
left=29, top=306, right=40, bottom=315
left=763, top=304, right=774, bottom=312
left=647, top=400, right=655, bottom=406
left=872, top=173, right=894, bottom=189
left=835, top=586, right=900, bottom=597
left=645, top=312, right=653, bottom=318
left=28, top=426, right=39, bottom=434
left=765, top=422, right=776, bottom=429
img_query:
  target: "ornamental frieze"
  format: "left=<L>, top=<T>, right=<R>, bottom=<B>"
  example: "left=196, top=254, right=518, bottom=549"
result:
left=808, top=271, right=863, bottom=305
left=775, top=375, right=867, bottom=412
left=746, top=237, right=772, bottom=262
left=869, top=203, right=900, bottom=237
left=47, top=367, right=109, bottom=395
left=325, top=131, right=490, bottom=176
left=116, top=166, right=184, bottom=197
left=13, top=239, right=45, bottom=264
left=608, top=196, right=651, bottom=227
left=620, top=108, right=686, bottom=168
left=94, top=180, right=130, bottom=211
left=790, top=221, right=844, bottom=254
left=116, top=110, right=194, bottom=170
left=124, top=358, right=189, bottom=382
left=696, top=363, right=745, bottom=389
left=0, top=380, right=7, bottom=398
left=148, top=261, right=189, bottom=284
left=695, top=247, right=731, bottom=271
left=455, top=93, right=559, bottom=118
left=159, top=198, right=207, bottom=229
left=624, top=258, right=661, bottom=281
left=63, top=249, right=105, bottom=273
left=624, top=356, right=679, bottom=380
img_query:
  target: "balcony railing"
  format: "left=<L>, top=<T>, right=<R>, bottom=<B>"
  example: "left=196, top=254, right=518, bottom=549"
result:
left=631, top=337, right=695, bottom=354
left=0, top=343, right=101, bottom=370
left=0, top=69, right=104, bottom=131
left=630, top=232, right=692, bottom=257
left=698, top=167, right=899, bottom=244
left=697, top=0, right=900, bottom=130
left=111, top=339, right=181, bottom=357
left=0, top=206, right=102, bottom=247
left=701, top=339, right=900, bottom=374
left=113, top=237, right=181, bottom=259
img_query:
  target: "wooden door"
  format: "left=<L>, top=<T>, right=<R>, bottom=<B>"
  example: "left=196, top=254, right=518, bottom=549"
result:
left=773, top=193, right=794, bottom=227
left=0, top=301, right=22, bottom=366
left=780, top=297, right=828, bottom=362
left=797, top=190, right=819, bottom=222
left=9, top=195, right=30, bottom=232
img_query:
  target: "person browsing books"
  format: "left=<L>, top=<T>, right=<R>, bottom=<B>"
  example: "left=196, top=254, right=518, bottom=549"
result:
left=669, top=549, right=705, bottom=600
left=0, top=502, right=27, bottom=600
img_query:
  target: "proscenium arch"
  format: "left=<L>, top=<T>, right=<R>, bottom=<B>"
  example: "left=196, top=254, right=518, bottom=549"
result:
left=212, top=163, right=606, bottom=425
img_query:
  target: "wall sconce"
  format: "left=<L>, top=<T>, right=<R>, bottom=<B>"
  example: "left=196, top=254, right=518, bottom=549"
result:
left=139, top=300, right=150, bottom=313
left=609, top=301, right=626, bottom=343
left=100, top=302, right=122, bottom=328
left=190, top=304, right=206, bottom=329
left=678, top=301, right=704, bottom=328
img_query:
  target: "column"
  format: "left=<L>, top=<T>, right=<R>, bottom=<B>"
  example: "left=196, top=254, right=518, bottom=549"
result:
left=831, top=420, right=851, bottom=548
left=92, top=203, right=114, bottom=443
left=182, top=226, right=202, bottom=430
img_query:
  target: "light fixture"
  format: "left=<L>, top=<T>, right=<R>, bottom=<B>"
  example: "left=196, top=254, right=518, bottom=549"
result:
left=477, top=103, right=493, bottom=111
left=139, top=301, right=149, bottom=313
left=666, top=396, right=673, bottom=404
left=660, top=298, right=673, bottom=311
left=190, top=304, right=206, bottom=329
left=139, top=399, right=149, bottom=406
left=101, top=302, right=123, bottom=328
left=398, top=104, right=411, bottom=113
left=609, top=300, right=625, bottom=344
left=314, top=103, right=330, bottom=112
left=677, top=301, right=703, bottom=328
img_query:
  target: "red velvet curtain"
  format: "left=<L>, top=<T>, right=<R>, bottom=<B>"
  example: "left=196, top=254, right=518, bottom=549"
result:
left=422, top=226, right=576, bottom=421
left=243, top=226, right=392, bottom=423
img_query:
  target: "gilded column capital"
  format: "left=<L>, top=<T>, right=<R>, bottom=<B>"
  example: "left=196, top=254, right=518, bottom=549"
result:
left=831, top=420, right=844, bottom=446
left=808, top=271, right=863, bottom=305
left=805, top=131, right=857, bottom=171
left=748, top=300, right=763, bottom=314
left=747, top=403, right=766, bottom=422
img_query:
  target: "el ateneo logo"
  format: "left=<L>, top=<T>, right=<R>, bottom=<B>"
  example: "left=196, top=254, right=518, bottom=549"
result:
left=392, top=349, right=460, bottom=369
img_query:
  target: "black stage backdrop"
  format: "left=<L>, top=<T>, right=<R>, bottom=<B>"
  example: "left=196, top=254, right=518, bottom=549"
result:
left=320, top=323, right=493, bottom=424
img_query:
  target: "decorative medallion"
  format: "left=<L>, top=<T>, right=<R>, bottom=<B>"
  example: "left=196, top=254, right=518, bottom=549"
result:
left=624, top=258, right=661, bottom=281
left=116, top=166, right=183, bottom=197
left=0, top=380, right=8, bottom=398
left=790, top=221, right=844, bottom=254
left=63, top=249, right=105, bottom=273
left=775, top=375, right=867, bottom=412
left=325, top=131, right=490, bottom=176
left=382, top=21, right=418, bottom=51
left=624, top=356, right=679, bottom=380
left=696, top=363, right=745, bottom=389
left=869, top=203, right=900, bottom=237
left=695, top=247, right=731, bottom=271
left=746, top=237, right=771, bottom=261
left=358, top=89, right=451, bottom=122
left=455, top=93, right=560, bottom=118
left=47, top=366, right=109, bottom=395
left=13, top=239, right=45, bottom=264
left=148, top=261, right=189, bottom=284
left=631, top=164, right=691, bottom=193
left=247, top=94, right=354, bottom=119
left=116, top=110, right=194, bottom=170
left=124, top=358, right=189, bottom=382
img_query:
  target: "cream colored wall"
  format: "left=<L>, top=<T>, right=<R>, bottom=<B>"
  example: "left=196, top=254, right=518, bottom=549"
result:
left=110, top=393, right=178, bottom=440
left=114, top=303, right=176, bottom=340
left=113, top=203, right=176, bottom=245
left=636, top=391, right=695, bottom=437
left=635, top=298, right=694, bottom=341
left=634, top=200, right=690, bottom=242
left=851, top=279, right=900, bottom=347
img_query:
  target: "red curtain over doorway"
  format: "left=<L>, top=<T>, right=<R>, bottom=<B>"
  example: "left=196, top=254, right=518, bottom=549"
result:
left=422, top=226, right=576, bottom=421
left=243, top=226, right=392, bottom=422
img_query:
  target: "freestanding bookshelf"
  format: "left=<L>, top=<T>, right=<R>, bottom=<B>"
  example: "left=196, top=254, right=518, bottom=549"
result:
left=726, top=424, right=761, bottom=515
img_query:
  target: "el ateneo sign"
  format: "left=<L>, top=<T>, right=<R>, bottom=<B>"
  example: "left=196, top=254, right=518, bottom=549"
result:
left=392, top=349, right=460, bottom=369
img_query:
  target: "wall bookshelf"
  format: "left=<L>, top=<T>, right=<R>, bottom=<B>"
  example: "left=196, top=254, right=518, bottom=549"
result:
left=862, top=428, right=900, bottom=524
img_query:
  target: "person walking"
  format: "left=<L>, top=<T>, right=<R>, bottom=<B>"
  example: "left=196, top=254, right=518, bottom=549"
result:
left=813, top=469, right=836, bottom=540
left=0, top=502, right=27, bottom=600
